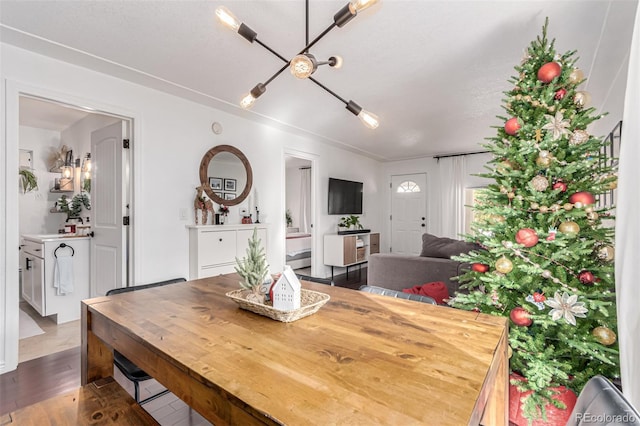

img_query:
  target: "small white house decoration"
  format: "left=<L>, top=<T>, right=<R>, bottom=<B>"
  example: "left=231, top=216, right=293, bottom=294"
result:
left=272, top=266, right=301, bottom=311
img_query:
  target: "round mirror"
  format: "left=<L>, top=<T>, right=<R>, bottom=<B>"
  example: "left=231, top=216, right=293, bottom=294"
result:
left=199, top=145, right=252, bottom=206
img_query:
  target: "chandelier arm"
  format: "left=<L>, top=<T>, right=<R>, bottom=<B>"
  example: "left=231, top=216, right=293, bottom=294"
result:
left=308, top=76, right=348, bottom=105
left=254, top=39, right=290, bottom=63
left=298, top=22, right=337, bottom=56
left=264, top=63, right=292, bottom=86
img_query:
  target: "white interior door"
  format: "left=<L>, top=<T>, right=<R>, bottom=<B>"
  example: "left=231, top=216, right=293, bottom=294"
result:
left=90, top=121, right=129, bottom=296
left=391, top=173, right=427, bottom=255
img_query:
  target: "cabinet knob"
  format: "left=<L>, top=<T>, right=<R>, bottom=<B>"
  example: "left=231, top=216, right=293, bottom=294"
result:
left=219, top=238, right=223, bottom=242
left=421, top=224, right=426, bottom=227
left=35, top=248, right=42, bottom=252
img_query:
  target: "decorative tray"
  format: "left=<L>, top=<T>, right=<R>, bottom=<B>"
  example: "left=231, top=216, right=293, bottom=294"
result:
left=225, top=288, right=330, bottom=323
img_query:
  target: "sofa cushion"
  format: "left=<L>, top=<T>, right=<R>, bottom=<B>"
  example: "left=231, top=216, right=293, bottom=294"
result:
left=420, top=233, right=479, bottom=259
left=403, top=281, right=449, bottom=304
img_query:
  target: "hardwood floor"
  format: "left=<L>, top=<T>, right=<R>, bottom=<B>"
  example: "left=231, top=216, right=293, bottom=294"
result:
left=19, top=302, right=80, bottom=363
left=2, top=271, right=367, bottom=423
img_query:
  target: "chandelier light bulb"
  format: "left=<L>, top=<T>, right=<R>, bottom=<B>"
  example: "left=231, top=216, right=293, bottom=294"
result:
left=240, top=93, right=257, bottom=109
left=215, top=6, right=241, bottom=31
left=349, top=0, right=379, bottom=14
left=358, top=110, right=379, bottom=129
left=290, top=54, right=317, bottom=79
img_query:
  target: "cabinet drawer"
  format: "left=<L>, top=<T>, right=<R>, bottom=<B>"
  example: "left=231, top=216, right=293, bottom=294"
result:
left=199, top=230, right=237, bottom=266
left=22, top=241, right=44, bottom=257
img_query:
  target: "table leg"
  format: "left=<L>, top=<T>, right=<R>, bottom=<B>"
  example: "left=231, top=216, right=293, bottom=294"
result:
left=81, top=302, right=114, bottom=385
left=481, top=327, right=509, bottom=425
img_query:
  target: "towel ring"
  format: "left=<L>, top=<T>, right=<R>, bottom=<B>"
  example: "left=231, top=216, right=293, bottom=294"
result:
left=54, top=243, right=75, bottom=258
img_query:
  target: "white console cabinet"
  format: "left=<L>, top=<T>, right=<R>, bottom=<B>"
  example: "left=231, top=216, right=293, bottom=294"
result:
left=187, top=224, right=268, bottom=280
left=324, top=232, right=379, bottom=280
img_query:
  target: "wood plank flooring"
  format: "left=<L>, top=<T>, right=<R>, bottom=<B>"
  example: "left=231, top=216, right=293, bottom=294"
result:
left=2, top=272, right=365, bottom=423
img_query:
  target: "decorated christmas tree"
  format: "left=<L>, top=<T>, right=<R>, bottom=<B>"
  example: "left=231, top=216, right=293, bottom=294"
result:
left=450, top=19, right=619, bottom=422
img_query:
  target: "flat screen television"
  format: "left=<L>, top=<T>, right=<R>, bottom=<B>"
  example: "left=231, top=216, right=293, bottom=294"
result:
left=328, top=178, right=363, bottom=215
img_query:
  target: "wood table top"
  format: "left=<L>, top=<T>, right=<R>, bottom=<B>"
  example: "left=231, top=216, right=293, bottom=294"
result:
left=84, top=274, right=507, bottom=425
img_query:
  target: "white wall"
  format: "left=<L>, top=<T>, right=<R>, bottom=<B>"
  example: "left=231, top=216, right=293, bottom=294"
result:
left=18, top=126, right=64, bottom=236
left=0, top=43, right=383, bottom=373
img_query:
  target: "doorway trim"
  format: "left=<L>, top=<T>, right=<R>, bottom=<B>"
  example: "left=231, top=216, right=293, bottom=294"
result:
left=283, top=148, right=319, bottom=277
left=1, top=80, right=138, bottom=374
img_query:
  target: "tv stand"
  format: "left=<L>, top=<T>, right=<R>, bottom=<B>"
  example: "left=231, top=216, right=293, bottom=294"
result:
left=337, top=229, right=370, bottom=235
left=324, top=232, right=380, bottom=281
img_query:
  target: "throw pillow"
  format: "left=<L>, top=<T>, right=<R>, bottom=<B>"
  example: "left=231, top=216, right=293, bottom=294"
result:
left=419, top=233, right=480, bottom=259
left=402, top=281, right=449, bottom=304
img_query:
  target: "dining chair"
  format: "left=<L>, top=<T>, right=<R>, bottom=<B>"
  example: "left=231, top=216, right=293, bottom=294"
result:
left=105, top=277, right=186, bottom=404
left=567, top=375, right=640, bottom=425
left=359, top=285, right=437, bottom=304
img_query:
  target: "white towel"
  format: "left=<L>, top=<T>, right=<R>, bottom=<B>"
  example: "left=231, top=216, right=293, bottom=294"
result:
left=53, top=255, right=74, bottom=295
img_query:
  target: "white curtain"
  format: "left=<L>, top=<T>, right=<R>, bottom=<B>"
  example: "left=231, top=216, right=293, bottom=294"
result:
left=438, top=156, right=466, bottom=239
left=299, top=168, right=311, bottom=234
left=615, top=5, right=640, bottom=409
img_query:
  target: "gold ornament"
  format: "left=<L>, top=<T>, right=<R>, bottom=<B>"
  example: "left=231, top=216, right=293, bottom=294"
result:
left=531, top=202, right=539, bottom=210
left=592, top=326, right=616, bottom=346
left=587, top=211, right=599, bottom=221
left=539, top=205, right=549, bottom=213
left=607, top=177, right=618, bottom=190
left=570, top=130, right=589, bottom=146
left=574, top=91, right=591, bottom=108
left=535, top=129, right=543, bottom=142
left=507, top=192, right=515, bottom=199
left=536, top=156, right=552, bottom=168
left=569, top=68, right=585, bottom=84
left=497, top=160, right=516, bottom=174
left=508, top=346, right=513, bottom=359
left=531, top=175, right=549, bottom=191
left=564, top=203, right=574, bottom=211
left=559, top=221, right=580, bottom=235
left=598, top=246, right=615, bottom=261
left=495, top=257, right=513, bottom=274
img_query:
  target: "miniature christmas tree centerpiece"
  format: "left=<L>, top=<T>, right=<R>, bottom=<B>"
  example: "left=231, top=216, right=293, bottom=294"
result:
left=234, top=228, right=269, bottom=304
left=450, top=19, right=619, bottom=424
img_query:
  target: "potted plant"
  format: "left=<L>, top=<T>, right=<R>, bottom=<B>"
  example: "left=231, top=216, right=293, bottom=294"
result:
left=19, top=169, right=38, bottom=193
left=285, top=209, right=293, bottom=227
left=338, top=215, right=363, bottom=232
left=234, top=228, right=269, bottom=304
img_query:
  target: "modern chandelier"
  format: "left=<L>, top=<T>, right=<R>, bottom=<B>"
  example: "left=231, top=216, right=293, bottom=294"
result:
left=215, top=0, right=380, bottom=129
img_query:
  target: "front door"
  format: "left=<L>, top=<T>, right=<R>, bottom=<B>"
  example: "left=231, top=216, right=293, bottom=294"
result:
left=90, top=121, right=130, bottom=296
left=390, top=173, right=427, bottom=255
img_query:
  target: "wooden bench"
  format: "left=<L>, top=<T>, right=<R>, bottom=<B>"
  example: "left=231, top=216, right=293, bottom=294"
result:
left=0, top=376, right=159, bottom=425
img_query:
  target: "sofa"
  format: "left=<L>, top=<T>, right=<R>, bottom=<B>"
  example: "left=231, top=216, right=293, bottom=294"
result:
left=367, top=233, right=480, bottom=298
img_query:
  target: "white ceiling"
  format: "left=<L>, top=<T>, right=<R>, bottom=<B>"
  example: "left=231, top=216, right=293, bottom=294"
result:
left=1, top=1, right=637, bottom=161
left=19, top=97, right=90, bottom=132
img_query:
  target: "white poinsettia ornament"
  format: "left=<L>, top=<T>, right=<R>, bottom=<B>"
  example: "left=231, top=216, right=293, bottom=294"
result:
left=544, top=291, right=588, bottom=326
left=542, top=111, right=571, bottom=140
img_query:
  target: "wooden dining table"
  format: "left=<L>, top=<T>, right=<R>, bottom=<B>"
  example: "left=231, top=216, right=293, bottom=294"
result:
left=81, top=274, right=508, bottom=425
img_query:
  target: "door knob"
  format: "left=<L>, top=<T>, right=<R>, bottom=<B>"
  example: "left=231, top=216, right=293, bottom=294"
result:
left=421, top=217, right=426, bottom=220
left=421, top=224, right=426, bottom=227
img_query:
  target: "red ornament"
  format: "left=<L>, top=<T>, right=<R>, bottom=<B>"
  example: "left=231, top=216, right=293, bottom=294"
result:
left=552, top=181, right=567, bottom=192
left=504, top=117, right=521, bottom=135
left=533, top=292, right=546, bottom=303
left=554, top=88, right=567, bottom=100
left=510, top=307, right=532, bottom=327
left=537, top=62, right=562, bottom=83
left=578, top=270, right=596, bottom=285
left=515, top=228, right=539, bottom=248
left=471, top=263, right=489, bottom=273
left=569, top=191, right=596, bottom=205
left=509, top=373, right=577, bottom=426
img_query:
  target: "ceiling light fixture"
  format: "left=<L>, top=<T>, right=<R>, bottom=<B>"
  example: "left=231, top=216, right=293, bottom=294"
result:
left=216, top=0, right=380, bottom=129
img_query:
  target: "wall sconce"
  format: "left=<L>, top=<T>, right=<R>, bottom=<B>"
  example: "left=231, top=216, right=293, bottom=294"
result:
left=59, top=149, right=74, bottom=191
left=82, top=153, right=92, bottom=179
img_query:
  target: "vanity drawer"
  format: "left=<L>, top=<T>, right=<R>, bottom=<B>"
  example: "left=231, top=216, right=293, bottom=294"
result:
left=22, top=241, right=44, bottom=257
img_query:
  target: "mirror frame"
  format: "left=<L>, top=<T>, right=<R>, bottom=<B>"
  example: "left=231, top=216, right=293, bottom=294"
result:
left=199, top=144, right=253, bottom=207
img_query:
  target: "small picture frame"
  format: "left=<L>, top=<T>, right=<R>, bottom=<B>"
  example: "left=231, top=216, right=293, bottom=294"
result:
left=224, top=192, right=236, bottom=200
left=224, top=178, right=237, bottom=192
left=209, top=177, right=223, bottom=191
left=214, top=191, right=223, bottom=199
